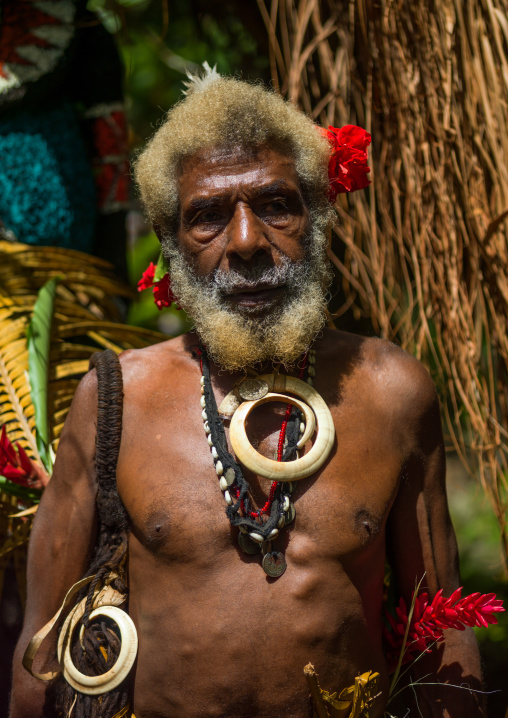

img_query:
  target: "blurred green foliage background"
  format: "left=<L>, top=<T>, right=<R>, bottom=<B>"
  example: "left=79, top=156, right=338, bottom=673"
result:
left=87, top=2, right=507, bottom=713
left=88, top=0, right=270, bottom=334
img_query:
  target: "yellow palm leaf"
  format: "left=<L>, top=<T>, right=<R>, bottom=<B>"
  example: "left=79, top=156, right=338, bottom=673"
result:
left=0, top=242, right=166, bottom=569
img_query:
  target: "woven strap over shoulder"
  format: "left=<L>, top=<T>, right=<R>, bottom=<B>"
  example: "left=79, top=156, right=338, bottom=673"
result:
left=89, top=349, right=128, bottom=533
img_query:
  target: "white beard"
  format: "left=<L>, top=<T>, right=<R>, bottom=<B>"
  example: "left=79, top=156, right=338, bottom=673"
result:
left=164, top=228, right=331, bottom=371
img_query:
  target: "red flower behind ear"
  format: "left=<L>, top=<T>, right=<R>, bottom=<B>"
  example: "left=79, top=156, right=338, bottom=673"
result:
left=137, top=262, right=179, bottom=310
left=152, top=273, right=178, bottom=310
left=137, top=262, right=156, bottom=291
left=322, top=124, right=372, bottom=202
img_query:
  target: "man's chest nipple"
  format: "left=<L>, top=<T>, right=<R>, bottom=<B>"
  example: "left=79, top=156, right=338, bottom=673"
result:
left=119, top=414, right=400, bottom=563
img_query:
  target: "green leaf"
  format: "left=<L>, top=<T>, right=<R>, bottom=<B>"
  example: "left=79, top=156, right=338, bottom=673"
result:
left=26, top=276, right=60, bottom=473
left=0, top=476, right=42, bottom=503
left=153, top=250, right=170, bottom=283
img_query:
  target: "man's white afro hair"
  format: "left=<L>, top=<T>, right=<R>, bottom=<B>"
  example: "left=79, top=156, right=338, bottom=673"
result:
left=134, top=64, right=332, bottom=233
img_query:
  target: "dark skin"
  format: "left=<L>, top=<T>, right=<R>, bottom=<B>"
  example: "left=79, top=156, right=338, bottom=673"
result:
left=11, top=146, right=483, bottom=718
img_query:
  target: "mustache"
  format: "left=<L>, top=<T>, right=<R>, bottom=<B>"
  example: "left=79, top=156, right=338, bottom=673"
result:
left=211, top=258, right=307, bottom=295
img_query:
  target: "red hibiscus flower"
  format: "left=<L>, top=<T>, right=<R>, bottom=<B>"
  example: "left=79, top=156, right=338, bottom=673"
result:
left=0, top=425, right=48, bottom=488
left=384, top=587, right=505, bottom=670
left=152, top=273, right=178, bottom=310
left=137, top=262, right=156, bottom=291
left=137, top=262, right=179, bottom=310
left=323, top=124, right=371, bottom=202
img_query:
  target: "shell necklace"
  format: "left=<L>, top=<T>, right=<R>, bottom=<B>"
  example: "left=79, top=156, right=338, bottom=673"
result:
left=199, top=346, right=335, bottom=577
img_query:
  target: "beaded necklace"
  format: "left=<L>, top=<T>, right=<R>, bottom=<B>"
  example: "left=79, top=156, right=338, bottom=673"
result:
left=199, top=346, right=316, bottom=577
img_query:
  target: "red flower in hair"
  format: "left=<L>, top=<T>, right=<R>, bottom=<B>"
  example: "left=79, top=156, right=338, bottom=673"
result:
left=137, top=262, right=178, bottom=310
left=384, top=587, right=505, bottom=671
left=323, top=124, right=371, bottom=202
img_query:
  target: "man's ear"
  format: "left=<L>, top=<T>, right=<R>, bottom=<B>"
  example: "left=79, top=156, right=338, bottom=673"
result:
left=153, top=221, right=180, bottom=244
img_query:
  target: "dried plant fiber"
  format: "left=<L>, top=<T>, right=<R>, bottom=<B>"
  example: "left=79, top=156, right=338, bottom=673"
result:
left=258, top=0, right=508, bottom=569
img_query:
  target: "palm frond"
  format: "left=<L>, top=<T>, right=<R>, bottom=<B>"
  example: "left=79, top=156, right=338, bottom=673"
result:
left=0, top=241, right=166, bottom=582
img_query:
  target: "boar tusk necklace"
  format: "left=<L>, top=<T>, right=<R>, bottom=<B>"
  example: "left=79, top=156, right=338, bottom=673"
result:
left=198, top=346, right=335, bottom=577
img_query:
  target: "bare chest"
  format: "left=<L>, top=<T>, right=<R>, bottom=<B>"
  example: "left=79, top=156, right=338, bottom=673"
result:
left=116, top=378, right=404, bottom=566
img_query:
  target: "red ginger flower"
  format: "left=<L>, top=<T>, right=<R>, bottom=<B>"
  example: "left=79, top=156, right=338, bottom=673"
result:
left=137, top=262, right=178, bottom=310
left=322, top=124, right=371, bottom=202
left=384, top=587, right=505, bottom=671
left=0, top=425, right=48, bottom=488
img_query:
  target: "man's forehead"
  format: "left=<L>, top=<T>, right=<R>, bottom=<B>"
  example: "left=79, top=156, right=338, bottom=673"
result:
left=177, top=144, right=300, bottom=200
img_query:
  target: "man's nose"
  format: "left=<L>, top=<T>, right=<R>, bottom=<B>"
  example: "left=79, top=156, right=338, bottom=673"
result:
left=225, top=203, right=271, bottom=262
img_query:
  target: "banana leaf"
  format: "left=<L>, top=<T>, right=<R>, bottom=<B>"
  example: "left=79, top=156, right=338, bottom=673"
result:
left=26, top=277, right=59, bottom=473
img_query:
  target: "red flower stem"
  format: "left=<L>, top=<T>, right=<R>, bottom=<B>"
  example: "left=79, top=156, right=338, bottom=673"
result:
left=389, top=574, right=426, bottom=697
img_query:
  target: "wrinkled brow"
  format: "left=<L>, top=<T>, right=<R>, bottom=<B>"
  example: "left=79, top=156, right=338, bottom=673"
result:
left=186, top=180, right=299, bottom=212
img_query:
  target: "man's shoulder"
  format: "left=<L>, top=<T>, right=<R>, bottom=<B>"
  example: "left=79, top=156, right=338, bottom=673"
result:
left=322, top=328, right=439, bottom=421
left=117, top=334, right=196, bottom=386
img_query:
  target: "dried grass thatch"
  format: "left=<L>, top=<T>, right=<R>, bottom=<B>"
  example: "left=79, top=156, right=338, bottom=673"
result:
left=258, top=0, right=508, bottom=568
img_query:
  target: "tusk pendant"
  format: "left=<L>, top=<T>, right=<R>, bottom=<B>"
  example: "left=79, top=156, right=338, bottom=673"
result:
left=229, top=375, right=335, bottom=482
left=57, top=598, right=138, bottom=696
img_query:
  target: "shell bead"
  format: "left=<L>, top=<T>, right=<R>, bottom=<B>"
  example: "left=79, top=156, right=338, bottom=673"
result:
left=200, top=376, right=205, bottom=386
left=224, top=490, right=232, bottom=505
left=268, top=528, right=279, bottom=539
left=204, top=421, right=210, bottom=434
left=300, top=422, right=305, bottom=434
left=202, top=409, right=208, bottom=421
left=215, top=460, right=223, bottom=476
left=307, top=366, right=316, bottom=377
left=200, top=395, right=206, bottom=408
left=207, top=435, right=214, bottom=446
left=282, top=495, right=290, bottom=512
left=278, top=515, right=285, bottom=528
left=224, top=468, right=236, bottom=486
left=219, top=476, right=228, bottom=491
left=306, top=377, right=313, bottom=387
left=249, top=532, right=264, bottom=544
left=308, top=353, right=315, bottom=364
left=211, top=446, right=218, bottom=460
left=285, top=502, right=296, bottom=524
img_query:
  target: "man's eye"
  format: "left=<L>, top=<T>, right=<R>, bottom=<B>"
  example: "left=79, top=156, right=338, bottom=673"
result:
left=262, top=199, right=287, bottom=214
left=197, top=211, right=222, bottom=224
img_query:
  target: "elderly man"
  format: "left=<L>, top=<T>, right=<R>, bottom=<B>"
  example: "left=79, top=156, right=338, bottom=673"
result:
left=11, top=69, right=483, bottom=718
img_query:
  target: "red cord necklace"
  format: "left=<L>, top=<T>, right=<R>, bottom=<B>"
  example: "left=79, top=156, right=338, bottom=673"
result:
left=235, top=353, right=309, bottom=519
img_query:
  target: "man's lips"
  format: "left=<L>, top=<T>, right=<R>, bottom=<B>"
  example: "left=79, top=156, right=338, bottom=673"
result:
left=224, top=284, right=284, bottom=307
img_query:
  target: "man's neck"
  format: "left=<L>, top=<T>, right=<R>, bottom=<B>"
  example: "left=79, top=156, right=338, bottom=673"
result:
left=184, top=330, right=311, bottom=383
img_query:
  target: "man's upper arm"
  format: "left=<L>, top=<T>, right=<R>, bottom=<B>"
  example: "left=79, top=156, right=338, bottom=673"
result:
left=387, top=359, right=459, bottom=598
left=386, top=353, right=483, bottom=716
left=10, top=369, right=99, bottom=717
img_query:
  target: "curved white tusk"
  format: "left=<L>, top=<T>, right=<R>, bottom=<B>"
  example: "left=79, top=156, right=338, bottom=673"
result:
left=229, top=375, right=335, bottom=482
left=234, top=392, right=315, bottom=447
left=57, top=599, right=138, bottom=696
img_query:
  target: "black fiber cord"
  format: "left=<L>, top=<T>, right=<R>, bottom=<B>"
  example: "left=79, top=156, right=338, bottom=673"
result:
left=201, top=348, right=298, bottom=540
